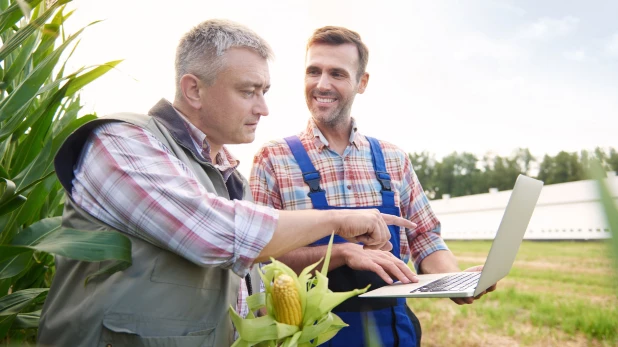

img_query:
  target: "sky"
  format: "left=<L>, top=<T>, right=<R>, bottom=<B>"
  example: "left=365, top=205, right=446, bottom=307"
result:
left=65, top=0, right=618, bottom=177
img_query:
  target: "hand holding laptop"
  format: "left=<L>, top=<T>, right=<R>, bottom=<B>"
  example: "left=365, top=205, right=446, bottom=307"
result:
left=359, top=175, right=543, bottom=300
left=450, top=265, right=498, bottom=305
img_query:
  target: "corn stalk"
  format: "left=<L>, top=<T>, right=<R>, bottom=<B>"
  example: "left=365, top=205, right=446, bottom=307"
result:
left=0, top=1, right=130, bottom=344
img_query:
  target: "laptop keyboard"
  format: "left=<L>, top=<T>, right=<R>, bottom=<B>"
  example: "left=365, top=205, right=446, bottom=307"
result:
left=410, top=272, right=481, bottom=293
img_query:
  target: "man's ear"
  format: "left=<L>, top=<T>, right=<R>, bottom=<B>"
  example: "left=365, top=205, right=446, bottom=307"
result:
left=357, top=72, right=369, bottom=94
left=179, top=74, right=202, bottom=110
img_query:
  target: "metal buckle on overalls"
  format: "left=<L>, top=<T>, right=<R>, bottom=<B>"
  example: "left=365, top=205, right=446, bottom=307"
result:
left=303, top=171, right=324, bottom=193
left=376, top=171, right=392, bottom=191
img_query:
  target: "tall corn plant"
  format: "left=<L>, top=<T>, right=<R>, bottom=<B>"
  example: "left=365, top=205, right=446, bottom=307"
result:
left=589, top=162, right=618, bottom=294
left=0, top=0, right=131, bottom=344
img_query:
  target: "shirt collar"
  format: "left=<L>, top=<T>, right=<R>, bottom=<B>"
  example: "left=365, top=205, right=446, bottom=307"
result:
left=304, top=117, right=360, bottom=152
left=172, top=106, right=239, bottom=173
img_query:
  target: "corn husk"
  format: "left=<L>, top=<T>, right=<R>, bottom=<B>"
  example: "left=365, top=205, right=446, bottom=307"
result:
left=230, top=233, right=369, bottom=347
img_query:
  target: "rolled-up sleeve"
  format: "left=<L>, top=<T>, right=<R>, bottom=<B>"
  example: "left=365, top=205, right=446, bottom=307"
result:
left=400, top=156, right=449, bottom=271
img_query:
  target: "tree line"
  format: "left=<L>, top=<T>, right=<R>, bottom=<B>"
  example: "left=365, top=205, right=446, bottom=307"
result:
left=409, top=147, right=618, bottom=199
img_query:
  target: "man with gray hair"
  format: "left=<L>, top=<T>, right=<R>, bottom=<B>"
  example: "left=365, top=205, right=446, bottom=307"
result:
left=37, top=19, right=413, bottom=346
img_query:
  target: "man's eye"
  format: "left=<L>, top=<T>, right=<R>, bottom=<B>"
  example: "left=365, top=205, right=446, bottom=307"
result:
left=307, top=70, right=319, bottom=76
left=244, top=90, right=255, bottom=96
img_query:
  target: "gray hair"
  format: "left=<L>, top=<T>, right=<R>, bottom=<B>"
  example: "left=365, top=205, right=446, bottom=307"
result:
left=175, top=19, right=274, bottom=98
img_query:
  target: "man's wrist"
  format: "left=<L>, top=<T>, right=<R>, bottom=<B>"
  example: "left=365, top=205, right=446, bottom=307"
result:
left=323, top=210, right=340, bottom=237
left=336, top=243, right=360, bottom=267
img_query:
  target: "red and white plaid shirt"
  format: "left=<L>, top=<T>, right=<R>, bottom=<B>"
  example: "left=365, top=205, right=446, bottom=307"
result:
left=250, top=118, right=447, bottom=270
left=71, top=113, right=278, bottom=318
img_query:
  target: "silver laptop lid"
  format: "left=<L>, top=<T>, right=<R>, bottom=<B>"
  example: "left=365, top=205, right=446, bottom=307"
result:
left=473, top=175, right=543, bottom=296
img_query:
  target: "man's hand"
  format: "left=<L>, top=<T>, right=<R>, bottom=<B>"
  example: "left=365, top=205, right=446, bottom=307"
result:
left=341, top=243, right=418, bottom=284
left=450, top=265, right=497, bottom=305
left=332, top=209, right=416, bottom=251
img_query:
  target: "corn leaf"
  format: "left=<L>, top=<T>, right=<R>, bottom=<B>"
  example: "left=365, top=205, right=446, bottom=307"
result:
left=0, top=0, right=68, bottom=63
left=0, top=0, right=42, bottom=34
left=0, top=288, right=46, bottom=315
left=0, top=25, right=83, bottom=124
left=65, top=59, right=122, bottom=96
left=0, top=252, right=32, bottom=280
left=12, top=309, right=41, bottom=329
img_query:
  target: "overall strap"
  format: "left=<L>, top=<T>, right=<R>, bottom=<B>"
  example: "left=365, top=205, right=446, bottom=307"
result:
left=284, top=136, right=329, bottom=208
left=366, top=136, right=396, bottom=207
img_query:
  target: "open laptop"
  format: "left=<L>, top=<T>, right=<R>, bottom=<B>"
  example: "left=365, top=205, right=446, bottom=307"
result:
left=360, top=174, right=543, bottom=299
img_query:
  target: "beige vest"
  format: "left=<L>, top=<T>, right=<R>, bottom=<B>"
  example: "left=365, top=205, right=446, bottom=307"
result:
left=38, top=99, right=260, bottom=347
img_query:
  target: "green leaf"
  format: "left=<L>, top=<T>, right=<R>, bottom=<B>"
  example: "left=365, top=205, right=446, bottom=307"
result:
left=315, top=313, right=349, bottom=346
left=0, top=177, right=16, bottom=203
left=0, top=246, right=31, bottom=263
left=65, top=60, right=122, bottom=96
left=0, top=178, right=26, bottom=218
left=0, top=164, right=9, bottom=179
left=11, top=135, right=53, bottom=192
left=0, top=194, right=26, bottom=216
left=247, top=291, right=266, bottom=312
left=31, top=22, right=61, bottom=67
left=0, top=288, right=47, bottom=315
left=0, top=252, right=32, bottom=280
left=2, top=27, right=40, bottom=85
left=52, top=95, right=82, bottom=134
left=0, top=0, right=66, bottom=63
left=12, top=310, right=41, bottom=329
left=84, top=259, right=132, bottom=285
left=1, top=77, right=71, bottom=145
left=0, top=0, right=43, bottom=33
left=320, top=232, right=335, bottom=275
left=1, top=217, right=132, bottom=282
left=16, top=227, right=132, bottom=263
left=0, top=24, right=83, bottom=123
left=12, top=174, right=56, bottom=227
left=588, top=162, right=618, bottom=285
left=0, top=314, right=16, bottom=341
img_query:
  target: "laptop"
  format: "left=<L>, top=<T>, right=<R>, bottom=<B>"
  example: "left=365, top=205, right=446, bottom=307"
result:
left=360, top=174, right=543, bottom=299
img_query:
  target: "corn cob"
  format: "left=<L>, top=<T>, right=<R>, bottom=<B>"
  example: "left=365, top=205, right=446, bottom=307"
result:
left=273, top=273, right=302, bottom=327
left=229, top=233, right=369, bottom=347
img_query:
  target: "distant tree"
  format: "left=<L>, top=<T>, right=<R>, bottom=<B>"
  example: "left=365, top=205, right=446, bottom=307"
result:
left=513, top=148, right=535, bottom=175
left=538, top=151, right=584, bottom=184
left=608, top=148, right=618, bottom=173
left=407, top=146, right=617, bottom=199
left=485, top=155, right=522, bottom=191
left=432, top=152, right=481, bottom=198
left=409, top=152, right=436, bottom=197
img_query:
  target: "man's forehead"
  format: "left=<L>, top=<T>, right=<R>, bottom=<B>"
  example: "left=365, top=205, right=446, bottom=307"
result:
left=305, top=43, right=359, bottom=68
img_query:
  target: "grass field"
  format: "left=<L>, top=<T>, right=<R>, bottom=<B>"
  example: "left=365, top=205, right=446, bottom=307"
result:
left=408, top=241, right=618, bottom=347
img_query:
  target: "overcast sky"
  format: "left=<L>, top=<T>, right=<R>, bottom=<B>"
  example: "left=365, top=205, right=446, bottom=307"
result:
left=65, top=0, right=618, bottom=177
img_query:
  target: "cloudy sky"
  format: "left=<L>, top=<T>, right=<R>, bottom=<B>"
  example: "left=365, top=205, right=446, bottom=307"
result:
left=66, top=0, right=618, bottom=177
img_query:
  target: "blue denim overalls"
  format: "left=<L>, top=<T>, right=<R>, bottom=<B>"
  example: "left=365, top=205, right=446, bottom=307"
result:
left=284, top=136, right=418, bottom=347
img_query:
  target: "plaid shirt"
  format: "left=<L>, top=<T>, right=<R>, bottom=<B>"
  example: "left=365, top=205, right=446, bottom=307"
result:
left=71, top=113, right=278, bottom=318
left=250, top=119, right=447, bottom=270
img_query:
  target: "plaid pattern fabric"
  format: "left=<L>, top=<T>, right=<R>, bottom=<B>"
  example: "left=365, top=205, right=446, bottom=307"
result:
left=250, top=119, right=448, bottom=269
left=71, top=120, right=278, bottom=317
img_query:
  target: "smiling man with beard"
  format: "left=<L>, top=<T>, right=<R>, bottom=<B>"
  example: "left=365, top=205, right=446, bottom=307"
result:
left=250, top=26, right=493, bottom=346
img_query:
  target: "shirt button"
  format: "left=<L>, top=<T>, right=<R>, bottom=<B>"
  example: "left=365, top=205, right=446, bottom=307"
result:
left=347, top=185, right=352, bottom=190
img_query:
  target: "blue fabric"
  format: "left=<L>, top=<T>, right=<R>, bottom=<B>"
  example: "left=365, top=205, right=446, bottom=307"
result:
left=285, top=136, right=416, bottom=347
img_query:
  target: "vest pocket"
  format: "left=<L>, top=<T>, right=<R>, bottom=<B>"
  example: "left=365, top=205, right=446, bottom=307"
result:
left=99, top=314, right=215, bottom=347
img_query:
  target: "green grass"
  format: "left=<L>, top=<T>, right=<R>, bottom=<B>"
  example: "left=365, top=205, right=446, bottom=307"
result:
left=409, top=241, right=618, bottom=346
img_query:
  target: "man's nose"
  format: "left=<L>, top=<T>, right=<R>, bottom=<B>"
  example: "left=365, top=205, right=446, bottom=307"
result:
left=316, top=74, right=332, bottom=91
left=254, top=96, right=269, bottom=117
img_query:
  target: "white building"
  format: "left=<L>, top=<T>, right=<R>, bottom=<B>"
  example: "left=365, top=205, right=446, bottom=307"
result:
left=430, top=173, right=618, bottom=240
